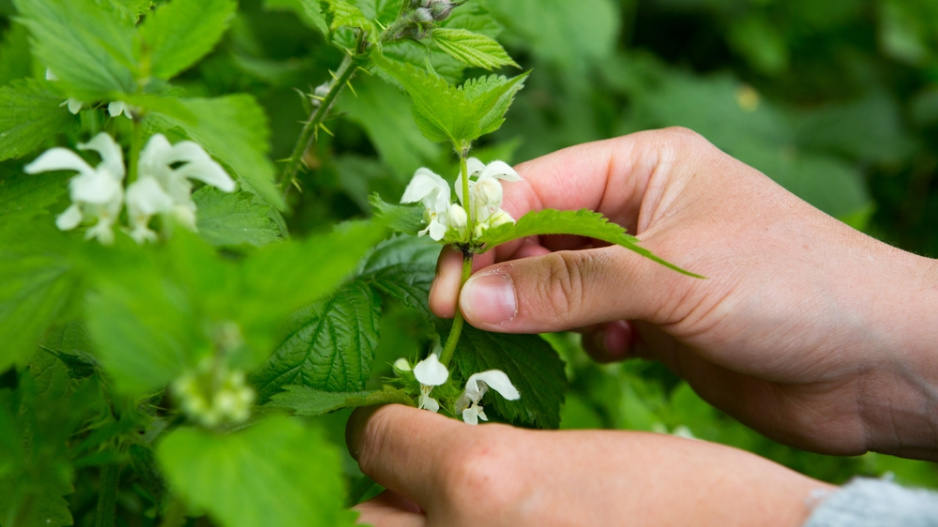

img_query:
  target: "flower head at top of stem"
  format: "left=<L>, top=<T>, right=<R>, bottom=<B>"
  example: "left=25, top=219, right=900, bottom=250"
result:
left=401, top=167, right=469, bottom=242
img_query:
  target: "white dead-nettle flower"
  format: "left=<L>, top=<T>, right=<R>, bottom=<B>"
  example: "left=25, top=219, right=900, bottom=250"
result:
left=125, top=134, right=235, bottom=243
left=172, top=360, right=256, bottom=428
left=401, top=167, right=469, bottom=241
left=412, top=353, right=449, bottom=413
left=25, top=132, right=125, bottom=244
left=45, top=69, right=132, bottom=118
left=107, top=101, right=134, bottom=120
left=457, top=158, right=521, bottom=238
left=455, top=369, right=520, bottom=425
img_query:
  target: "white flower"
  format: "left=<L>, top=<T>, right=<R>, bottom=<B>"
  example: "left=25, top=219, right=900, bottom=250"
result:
left=413, top=353, right=449, bottom=413
left=455, top=369, right=520, bottom=425
left=126, top=134, right=235, bottom=240
left=25, top=132, right=125, bottom=244
left=172, top=361, right=255, bottom=428
left=401, top=167, right=468, bottom=241
left=107, top=101, right=134, bottom=120
left=456, top=158, right=520, bottom=236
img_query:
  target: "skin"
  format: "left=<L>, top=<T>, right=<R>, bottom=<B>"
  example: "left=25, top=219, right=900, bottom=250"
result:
left=348, top=128, right=938, bottom=525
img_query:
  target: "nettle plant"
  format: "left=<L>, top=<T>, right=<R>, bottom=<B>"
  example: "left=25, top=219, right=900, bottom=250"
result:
left=0, top=0, right=693, bottom=525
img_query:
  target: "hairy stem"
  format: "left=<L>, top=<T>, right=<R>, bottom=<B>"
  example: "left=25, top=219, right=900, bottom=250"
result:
left=94, top=463, right=120, bottom=527
left=279, top=53, right=360, bottom=195
left=439, top=254, right=473, bottom=366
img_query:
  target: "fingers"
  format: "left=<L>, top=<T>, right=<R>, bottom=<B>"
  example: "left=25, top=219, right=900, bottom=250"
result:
left=346, top=405, right=465, bottom=507
left=428, top=246, right=463, bottom=319
left=579, top=320, right=637, bottom=362
left=457, top=244, right=698, bottom=333
left=355, top=491, right=425, bottom=527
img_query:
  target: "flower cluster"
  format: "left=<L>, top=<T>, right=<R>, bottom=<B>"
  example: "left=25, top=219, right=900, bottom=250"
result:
left=396, top=353, right=520, bottom=425
left=25, top=132, right=235, bottom=244
left=401, top=158, right=520, bottom=243
left=171, top=359, right=256, bottom=428
left=45, top=69, right=133, bottom=119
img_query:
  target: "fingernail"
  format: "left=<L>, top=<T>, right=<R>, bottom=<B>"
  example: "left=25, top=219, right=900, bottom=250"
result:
left=460, top=271, right=517, bottom=326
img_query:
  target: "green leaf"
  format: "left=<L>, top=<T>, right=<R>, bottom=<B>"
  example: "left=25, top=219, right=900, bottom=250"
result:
left=431, top=28, right=518, bottom=70
left=157, top=416, right=358, bottom=527
left=146, top=95, right=285, bottom=210
left=0, top=169, right=69, bottom=222
left=264, top=0, right=329, bottom=36
left=0, top=252, right=76, bottom=372
left=477, top=209, right=702, bottom=277
left=252, top=280, right=381, bottom=401
left=13, top=0, right=136, bottom=100
left=193, top=187, right=286, bottom=248
left=325, top=0, right=375, bottom=35
left=0, top=22, right=33, bottom=85
left=369, top=193, right=426, bottom=236
left=356, top=234, right=438, bottom=317
left=139, top=0, right=237, bottom=80
left=267, top=385, right=411, bottom=416
left=451, top=325, right=566, bottom=428
left=0, top=78, right=78, bottom=161
left=462, top=71, right=528, bottom=138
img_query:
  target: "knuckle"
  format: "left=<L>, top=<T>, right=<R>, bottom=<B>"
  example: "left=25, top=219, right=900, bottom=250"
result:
left=536, top=252, right=592, bottom=322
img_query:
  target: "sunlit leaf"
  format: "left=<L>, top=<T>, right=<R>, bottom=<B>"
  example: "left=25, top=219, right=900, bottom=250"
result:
left=431, top=28, right=518, bottom=70
left=139, top=0, right=237, bottom=80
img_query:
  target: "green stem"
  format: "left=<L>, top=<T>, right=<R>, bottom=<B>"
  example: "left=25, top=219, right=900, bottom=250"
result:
left=279, top=53, right=360, bottom=195
left=459, top=152, right=472, bottom=229
left=94, top=463, right=120, bottom=527
left=439, top=254, right=473, bottom=366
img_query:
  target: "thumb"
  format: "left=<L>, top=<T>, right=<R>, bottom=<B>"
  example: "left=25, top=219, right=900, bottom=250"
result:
left=458, top=244, right=695, bottom=333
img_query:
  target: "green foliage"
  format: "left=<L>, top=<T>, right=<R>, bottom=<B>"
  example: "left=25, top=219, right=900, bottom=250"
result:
left=13, top=0, right=136, bottom=100
left=431, top=28, right=518, bottom=70
left=0, top=79, right=76, bottom=161
left=451, top=326, right=567, bottom=429
left=268, top=384, right=412, bottom=416
left=157, top=416, right=359, bottom=527
left=139, top=0, right=237, bottom=80
left=193, top=187, right=286, bottom=247
left=478, top=208, right=702, bottom=277
left=376, top=55, right=527, bottom=148
left=263, top=0, right=329, bottom=36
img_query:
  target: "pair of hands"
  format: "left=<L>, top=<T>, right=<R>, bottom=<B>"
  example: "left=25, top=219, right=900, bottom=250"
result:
left=348, top=128, right=938, bottom=526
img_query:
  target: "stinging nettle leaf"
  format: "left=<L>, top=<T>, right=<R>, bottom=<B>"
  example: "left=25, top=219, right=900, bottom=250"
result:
left=356, top=234, right=439, bottom=318
left=139, top=0, right=237, bottom=80
left=461, top=71, right=529, bottom=138
left=477, top=209, right=703, bottom=277
left=431, top=28, right=519, bottom=70
left=0, top=79, right=77, bottom=161
left=193, top=187, right=286, bottom=248
left=369, top=193, right=426, bottom=236
left=267, top=385, right=412, bottom=416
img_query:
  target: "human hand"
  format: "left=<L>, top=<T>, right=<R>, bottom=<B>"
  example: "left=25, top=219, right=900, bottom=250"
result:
left=430, top=128, right=938, bottom=460
left=347, top=404, right=832, bottom=527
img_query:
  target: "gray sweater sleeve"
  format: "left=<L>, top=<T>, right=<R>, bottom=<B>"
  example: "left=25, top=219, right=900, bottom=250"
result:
left=803, top=478, right=938, bottom=527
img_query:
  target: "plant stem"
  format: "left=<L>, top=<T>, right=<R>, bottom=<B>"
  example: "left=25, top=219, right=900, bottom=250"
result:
left=459, top=152, right=472, bottom=228
left=94, top=463, right=120, bottom=527
left=279, top=53, right=360, bottom=195
left=439, top=254, right=473, bottom=366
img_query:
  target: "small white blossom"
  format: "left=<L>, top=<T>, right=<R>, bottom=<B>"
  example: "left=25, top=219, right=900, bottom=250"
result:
left=107, top=101, right=134, bottom=120
left=126, top=134, right=235, bottom=241
left=456, top=158, right=520, bottom=236
left=25, top=132, right=125, bottom=244
left=413, top=353, right=449, bottom=413
left=172, top=360, right=255, bottom=428
left=455, top=369, right=520, bottom=425
left=401, top=167, right=468, bottom=241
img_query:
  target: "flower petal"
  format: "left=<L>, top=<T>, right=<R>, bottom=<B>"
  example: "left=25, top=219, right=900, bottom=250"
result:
left=401, top=168, right=448, bottom=206
left=465, top=370, right=520, bottom=401
left=25, top=148, right=94, bottom=177
left=70, top=170, right=122, bottom=205
left=466, top=157, right=486, bottom=177
left=479, top=160, right=520, bottom=182
left=174, top=158, right=236, bottom=192
left=55, top=204, right=82, bottom=230
left=78, top=132, right=124, bottom=180
left=127, top=177, right=174, bottom=216
left=413, top=353, right=449, bottom=386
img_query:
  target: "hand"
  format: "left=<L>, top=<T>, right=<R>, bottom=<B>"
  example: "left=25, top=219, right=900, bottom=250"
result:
left=430, top=128, right=938, bottom=460
left=348, top=404, right=832, bottom=527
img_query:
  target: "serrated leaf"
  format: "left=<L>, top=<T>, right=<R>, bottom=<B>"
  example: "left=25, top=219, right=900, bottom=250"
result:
left=193, top=187, right=285, bottom=248
left=267, top=385, right=411, bottom=416
left=477, top=209, right=702, bottom=277
left=264, top=0, right=329, bottom=36
left=139, top=0, right=237, bottom=80
left=146, top=95, right=285, bottom=210
left=13, top=0, right=136, bottom=100
left=252, top=280, right=380, bottom=401
left=356, top=234, right=438, bottom=317
left=326, top=0, right=375, bottom=35
left=462, top=71, right=528, bottom=138
left=157, top=417, right=358, bottom=527
left=0, top=22, right=33, bottom=85
left=0, top=78, right=78, bottom=161
left=0, top=253, right=76, bottom=372
left=369, top=193, right=426, bottom=236
left=451, top=325, right=566, bottom=428
left=431, top=28, right=518, bottom=70
left=0, top=169, right=69, bottom=222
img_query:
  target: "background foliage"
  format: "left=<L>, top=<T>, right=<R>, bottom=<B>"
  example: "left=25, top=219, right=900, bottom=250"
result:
left=1, top=0, right=937, bottom=525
